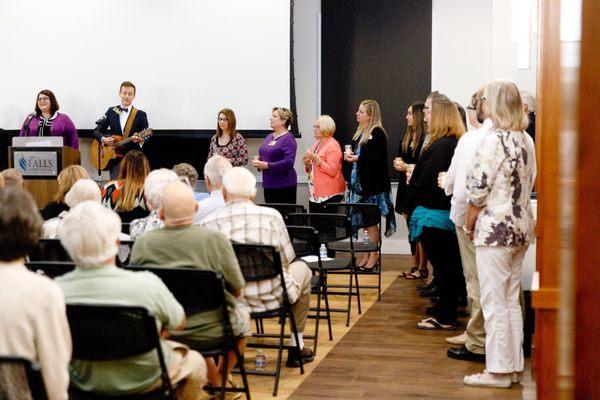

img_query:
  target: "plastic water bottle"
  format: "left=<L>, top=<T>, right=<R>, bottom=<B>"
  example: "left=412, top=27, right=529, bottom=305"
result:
left=363, top=230, right=370, bottom=244
left=319, top=243, right=328, bottom=259
left=255, top=350, right=266, bottom=371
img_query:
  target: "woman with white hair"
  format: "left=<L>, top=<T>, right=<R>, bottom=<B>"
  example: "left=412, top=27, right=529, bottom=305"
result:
left=463, top=80, right=536, bottom=388
left=129, top=168, right=179, bottom=240
left=56, top=201, right=207, bottom=397
left=42, top=179, right=101, bottom=239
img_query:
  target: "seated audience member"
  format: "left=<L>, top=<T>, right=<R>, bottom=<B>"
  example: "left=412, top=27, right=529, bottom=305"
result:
left=193, top=155, right=232, bottom=224
left=130, top=181, right=249, bottom=388
left=200, top=167, right=314, bottom=367
left=43, top=179, right=101, bottom=239
left=129, top=168, right=179, bottom=240
left=173, top=162, right=209, bottom=201
left=56, top=201, right=207, bottom=397
left=0, top=188, right=71, bottom=400
left=101, top=150, right=150, bottom=223
left=1, top=168, right=23, bottom=188
left=41, top=165, right=89, bottom=220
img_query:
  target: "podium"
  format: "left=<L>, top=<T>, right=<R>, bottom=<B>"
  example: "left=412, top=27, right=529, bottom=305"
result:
left=9, top=137, right=81, bottom=208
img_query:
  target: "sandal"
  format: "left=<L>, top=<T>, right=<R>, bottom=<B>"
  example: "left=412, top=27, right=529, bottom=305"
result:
left=416, top=317, right=458, bottom=330
left=406, top=269, right=429, bottom=280
left=399, top=266, right=418, bottom=278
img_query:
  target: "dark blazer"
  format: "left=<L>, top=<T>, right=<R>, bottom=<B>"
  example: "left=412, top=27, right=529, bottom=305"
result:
left=353, top=127, right=391, bottom=196
left=394, top=132, right=424, bottom=214
left=95, top=106, right=149, bottom=155
left=401, top=135, right=457, bottom=216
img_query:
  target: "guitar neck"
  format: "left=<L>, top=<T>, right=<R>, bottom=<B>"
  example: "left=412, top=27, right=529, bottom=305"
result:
left=114, top=135, right=136, bottom=148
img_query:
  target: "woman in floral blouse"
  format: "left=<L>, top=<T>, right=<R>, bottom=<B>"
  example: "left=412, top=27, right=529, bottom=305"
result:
left=207, top=108, right=248, bottom=166
left=463, top=80, right=536, bottom=389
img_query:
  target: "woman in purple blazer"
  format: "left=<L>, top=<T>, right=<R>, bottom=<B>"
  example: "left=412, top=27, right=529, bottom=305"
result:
left=252, top=107, right=298, bottom=203
left=19, top=90, right=79, bottom=149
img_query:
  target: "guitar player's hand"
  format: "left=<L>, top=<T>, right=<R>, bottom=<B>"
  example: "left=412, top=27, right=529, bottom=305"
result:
left=102, top=136, right=115, bottom=146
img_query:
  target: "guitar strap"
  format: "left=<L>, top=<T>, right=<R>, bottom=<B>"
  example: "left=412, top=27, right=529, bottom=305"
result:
left=122, top=107, right=138, bottom=138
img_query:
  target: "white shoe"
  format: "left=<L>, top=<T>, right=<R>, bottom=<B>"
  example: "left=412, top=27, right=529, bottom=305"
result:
left=511, top=372, right=522, bottom=384
left=464, top=371, right=512, bottom=388
left=446, top=331, right=467, bottom=345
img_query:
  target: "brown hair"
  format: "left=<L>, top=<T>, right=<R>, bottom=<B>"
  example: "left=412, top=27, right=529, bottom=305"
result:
left=54, top=165, right=90, bottom=204
left=35, top=90, right=60, bottom=116
left=426, top=98, right=466, bottom=150
left=172, top=163, right=199, bottom=188
left=401, top=102, right=426, bottom=157
left=272, top=107, right=294, bottom=129
left=353, top=99, right=386, bottom=146
left=117, top=150, right=150, bottom=211
left=119, top=81, right=136, bottom=95
left=216, top=108, right=238, bottom=138
left=0, top=188, right=43, bottom=261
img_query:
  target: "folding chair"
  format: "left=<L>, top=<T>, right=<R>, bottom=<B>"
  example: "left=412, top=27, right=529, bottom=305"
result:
left=286, top=213, right=358, bottom=326
left=66, top=304, right=176, bottom=400
left=122, top=222, right=131, bottom=235
left=231, top=243, right=303, bottom=396
left=125, top=265, right=250, bottom=400
left=258, top=203, right=306, bottom=223
left=0, top=357, right=47, bottom=400
left=25, top=261, right=76, bottom=279
left=286, top=225, right=333, bottom=355
left=28, top=239, right=71, bottom=262
left=323, top=202, right=383, bottom=300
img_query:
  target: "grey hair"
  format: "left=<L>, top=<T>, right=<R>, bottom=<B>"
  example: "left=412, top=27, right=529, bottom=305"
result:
left=204, top=155, right=233, bottom=187
left=58, top=201, right=121, bottom=269
left=64, top=179, right=101, bottom=208
left=222, top=167, right=257, bottom=199
left=144, top=169, right=179, bottom=210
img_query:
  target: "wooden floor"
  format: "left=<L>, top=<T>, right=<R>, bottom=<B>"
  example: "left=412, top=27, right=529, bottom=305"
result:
left=237, top=255, right=536, bottom=400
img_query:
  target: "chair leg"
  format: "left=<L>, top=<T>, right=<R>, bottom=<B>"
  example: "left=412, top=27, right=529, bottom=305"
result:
left=255, top=318, right=261, bottom=334
left=323, top=283, right=333, bottom=340
left=233, top=347, right=251, bottom=400
left=273, top=312, right=286, bottom=396
left=354, top=268, right=362, bottom=315
left=220, top=351, right=229, bottom=400
left=346, top=268, right=353, bottom=327
left=377, top=249, right=382, bottom=301
left=313, top=286, right=322, bottom=355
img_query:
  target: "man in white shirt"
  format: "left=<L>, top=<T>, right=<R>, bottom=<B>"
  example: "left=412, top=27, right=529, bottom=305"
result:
left=193, top=155, right=232, bottom=224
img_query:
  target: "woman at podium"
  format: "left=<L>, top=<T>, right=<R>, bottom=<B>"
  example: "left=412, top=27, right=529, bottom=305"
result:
left=19, top=90, right=79, bottom=149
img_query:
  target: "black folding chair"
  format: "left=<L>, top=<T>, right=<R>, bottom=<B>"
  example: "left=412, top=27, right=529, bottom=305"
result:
left=287, top=213, right=358, bottom=327
left=286, top=225, right=333, bottom=354
left=231, top=243, right=303, bottom=396
left=25, top=261, right=76, bottom=279
left=124, top=265, right=250, bottom=400
left=28, top=239, right=71, bottom=262
left=258, top=203, right=306, bottom=223
left=66, top=304, right=176, bottom=400
left=122, top=222, right=131, bottom=235
left=323, top=202, right=383, bottom=300
left=0, top=357, right=47, bottom=400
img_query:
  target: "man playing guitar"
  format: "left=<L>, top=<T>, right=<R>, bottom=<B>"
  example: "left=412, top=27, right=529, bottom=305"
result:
left=95, top=81, right=149, bottom=179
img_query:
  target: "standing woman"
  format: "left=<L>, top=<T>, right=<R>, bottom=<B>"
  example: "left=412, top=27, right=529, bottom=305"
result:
left=394, top=102, right=427, bottom=279
left=303, top=115, right=346, bottom=213
left=345, top=99, right=396, bottom=270
left=252, top=107, right=297, bottom=204
left=19, top=90, right=79, bottom=149
left=463, top=81, right=536, bottom=388
left=207, top=108, right=248, bottom=166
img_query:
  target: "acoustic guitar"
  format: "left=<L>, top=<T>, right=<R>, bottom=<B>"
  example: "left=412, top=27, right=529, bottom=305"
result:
left=90, top=128, right=153, bottom=171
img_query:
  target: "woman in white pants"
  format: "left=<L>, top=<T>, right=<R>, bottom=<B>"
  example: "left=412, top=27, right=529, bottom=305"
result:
left=463, top=80, right=536, bottom=388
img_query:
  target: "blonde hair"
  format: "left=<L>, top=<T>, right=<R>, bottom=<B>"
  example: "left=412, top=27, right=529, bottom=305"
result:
left=54, top=165, right=90, bottom=203
left=272, top=107, right=294, bottom=129
left=117, top=150, right=150, bottom=211
left=426, top=98, right=466, bottom=150
left=316, top=115, right=336, bottom=137
left=65, top=179, right=101, bottom=208
left=353, top=99, right=385, bottom=146
left=1, top=168, right=23, bottom=188
left=484, top=80, right=529, bottom=131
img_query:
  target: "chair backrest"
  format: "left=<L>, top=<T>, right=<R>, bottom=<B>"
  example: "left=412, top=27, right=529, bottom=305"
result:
left=324, top=202, right=381, bottom=228
left=122, top=222, right=131, bottom=235
left=28, top=239, right=71, bottom=262
left=286, top=225, right=319, bottom=257
left=287, top=213, right=352, bottom=244
left=231, top=243, right=281, bottom=282
left=25, top=261, right=76, bottom=279
left=258, top=203, right=306, bottom=221
left=0, top=357, right=47, bottom=400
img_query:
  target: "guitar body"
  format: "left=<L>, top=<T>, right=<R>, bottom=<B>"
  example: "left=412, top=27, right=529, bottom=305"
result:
left=91, top=135, right=123, bottom=171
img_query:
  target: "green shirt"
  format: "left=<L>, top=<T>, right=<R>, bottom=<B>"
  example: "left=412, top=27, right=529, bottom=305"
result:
left=130, top=225, right=247, bottom=348
left=56, top=266, right=184, bottom=395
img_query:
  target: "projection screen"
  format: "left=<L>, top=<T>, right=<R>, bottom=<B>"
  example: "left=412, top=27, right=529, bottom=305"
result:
left=0, top=0, right=293, bottom=135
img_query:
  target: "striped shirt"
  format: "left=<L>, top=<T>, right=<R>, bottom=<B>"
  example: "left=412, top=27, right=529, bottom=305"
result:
left=199, top=200, right=299, bottom=312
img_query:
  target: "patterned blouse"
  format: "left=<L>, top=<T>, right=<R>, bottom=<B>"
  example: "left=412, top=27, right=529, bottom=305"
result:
left=467, top=129, right=536, bottom=247
left=207, top=132, right=248, bottom=166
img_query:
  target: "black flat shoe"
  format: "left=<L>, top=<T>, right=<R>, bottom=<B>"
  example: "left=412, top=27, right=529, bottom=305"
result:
left=418, top=286, right=439, bottom=297
left=286, top=347, right=315, bottom=368
left=447, top=346, right=485, bottom=363
left=417, top=280, right=436, bottom=290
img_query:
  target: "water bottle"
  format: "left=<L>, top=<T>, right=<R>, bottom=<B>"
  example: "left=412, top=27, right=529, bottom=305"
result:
left=255, top=350, right=266, bottom=371
left=363, top=230, right=370, bottom=244
left=319, top=243, right=328, bottom=259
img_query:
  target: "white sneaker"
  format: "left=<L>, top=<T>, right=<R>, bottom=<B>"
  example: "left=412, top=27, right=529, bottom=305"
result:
left=446, top=331, right=467, bottom=345
left=464, top=371, right=512, bottom=388
left=511, top=372, right=522, bottom=384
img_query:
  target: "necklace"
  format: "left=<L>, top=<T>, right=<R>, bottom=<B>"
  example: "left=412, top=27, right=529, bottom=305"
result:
left=268, top=131, right=287, bottom=146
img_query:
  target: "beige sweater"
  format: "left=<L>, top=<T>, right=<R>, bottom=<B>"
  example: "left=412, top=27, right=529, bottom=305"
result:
left=0, top=261, right=71, bottom=400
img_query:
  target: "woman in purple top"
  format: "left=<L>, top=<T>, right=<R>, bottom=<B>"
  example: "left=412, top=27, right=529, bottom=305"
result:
left=19, top=90, right=79, bottom=150
left=252, top=107, right=297, bottom=203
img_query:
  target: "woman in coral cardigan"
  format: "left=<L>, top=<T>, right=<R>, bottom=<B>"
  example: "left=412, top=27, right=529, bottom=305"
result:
left=303, top=115, right=346, bottom=213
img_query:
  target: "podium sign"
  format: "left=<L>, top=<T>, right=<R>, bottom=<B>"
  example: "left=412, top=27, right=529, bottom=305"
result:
left=13, top=150, right=59, bottom=177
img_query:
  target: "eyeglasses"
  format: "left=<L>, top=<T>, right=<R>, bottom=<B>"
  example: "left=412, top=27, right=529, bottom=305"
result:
left=466, top=106, right=476, bottom=111
left=217, top=117, right=228, bottom=122
left=37, top=97, right=50, bottom=102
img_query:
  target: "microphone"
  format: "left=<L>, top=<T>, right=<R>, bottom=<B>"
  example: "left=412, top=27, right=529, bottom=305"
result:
left=95, top=115, right=107, bottom=125
left=23, top=112, right=36, bottom=135
left=93, top=115, right=107, bottom=143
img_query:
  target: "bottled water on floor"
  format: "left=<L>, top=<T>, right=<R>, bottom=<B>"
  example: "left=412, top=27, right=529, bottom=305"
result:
left=255, top=349, right=266, bottom=371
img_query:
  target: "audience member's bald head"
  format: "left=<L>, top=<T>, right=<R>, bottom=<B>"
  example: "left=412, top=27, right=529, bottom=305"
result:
left=159, top=181, right=198, bottom=226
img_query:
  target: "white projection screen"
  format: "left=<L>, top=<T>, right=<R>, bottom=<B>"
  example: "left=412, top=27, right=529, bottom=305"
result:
left=0, top=0, right=293, bottom=134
